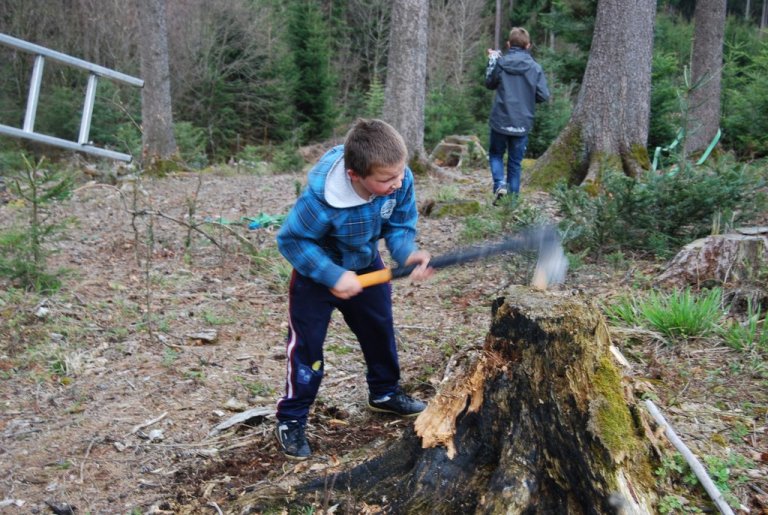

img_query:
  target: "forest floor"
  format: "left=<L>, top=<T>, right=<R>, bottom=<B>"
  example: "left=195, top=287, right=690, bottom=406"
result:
left=0, top=156, right=766, bottom=514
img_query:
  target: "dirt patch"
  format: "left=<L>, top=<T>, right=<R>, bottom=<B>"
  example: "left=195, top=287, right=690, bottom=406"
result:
left=0, top=163, right=766, bottom=513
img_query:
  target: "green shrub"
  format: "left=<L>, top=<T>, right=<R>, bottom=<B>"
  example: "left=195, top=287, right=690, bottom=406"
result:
left=287, top=1, right=336, bottom=143
left=233, top=143, right=302, bottom=174
left=90, top=81, right=142, bottom=151
left=0, top=228, right=63, bottom=292
left=0, top=155, right=72, bottom=292
left=722, top=19, right=768, bottom=159
left=114, top=122, right=142, bottom=159
left=552, top=172, right=623, bottom=258
left=554, top=158, right=766, bottom=258
left=425, top=85, right=477, bottom=150
left=271, top=145, right=304, bottom=173
left=364, top=76, right=385, bottom=118
left=527, top=82, right=572, bottom=157
left=174, top=121, right=208, bottom=169
left=33, top=85, right=81, bottom=141
left=649, top=51, right=683, bottom=151
left=0, top=150, right=27, bottom=171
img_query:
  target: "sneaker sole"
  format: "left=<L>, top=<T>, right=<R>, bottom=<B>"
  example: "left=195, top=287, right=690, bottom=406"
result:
left=367, top=404, right=424, bottom=417
left=282, top=452, right=309, bottom=461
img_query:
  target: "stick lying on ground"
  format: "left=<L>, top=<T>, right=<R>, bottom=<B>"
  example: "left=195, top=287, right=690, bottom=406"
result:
left=644, top=400, right=735, bottom=515
left=357, top=225, right=568, bottom=290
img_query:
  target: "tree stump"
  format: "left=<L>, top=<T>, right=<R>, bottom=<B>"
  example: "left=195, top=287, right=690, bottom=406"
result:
left=241, top=288, right=659, bottom=513
left=429, top=135, right=487, bottom=169
left=656, top=228, right=768, bottom=288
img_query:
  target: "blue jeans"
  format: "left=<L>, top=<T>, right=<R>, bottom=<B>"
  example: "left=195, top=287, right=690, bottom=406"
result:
left=489, top=129, right=528, bottom=194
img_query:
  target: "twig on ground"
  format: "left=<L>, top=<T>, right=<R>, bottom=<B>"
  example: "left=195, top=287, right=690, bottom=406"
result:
left=209, top=221, right=257, bottom=253
left=130, top=412, right=168, bottom=435
left=79, top=437, right=99, bottom=483
left=644, top=400, right=735, bottom=515
left=137, top=209, right=225, bottom=250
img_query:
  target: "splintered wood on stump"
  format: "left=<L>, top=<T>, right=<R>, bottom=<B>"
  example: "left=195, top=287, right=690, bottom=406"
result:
left=287, top=288, right=658, bottom=513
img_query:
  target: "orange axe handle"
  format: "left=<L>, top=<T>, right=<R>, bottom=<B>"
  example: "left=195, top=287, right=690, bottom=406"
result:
left=356, top=268, right=394, bottom=288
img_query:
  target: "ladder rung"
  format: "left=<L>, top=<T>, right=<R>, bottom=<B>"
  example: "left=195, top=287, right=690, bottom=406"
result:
left=0, top=32, right=143, bottom=162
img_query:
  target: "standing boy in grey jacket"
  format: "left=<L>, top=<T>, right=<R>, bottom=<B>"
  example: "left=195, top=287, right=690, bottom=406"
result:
left=485, top=27, right=550, bottom=204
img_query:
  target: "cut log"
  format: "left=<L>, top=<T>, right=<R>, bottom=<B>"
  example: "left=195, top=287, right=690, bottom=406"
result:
left=656, top=228, right=768, bottom=288
left=241, top=288, right=659, bottom=513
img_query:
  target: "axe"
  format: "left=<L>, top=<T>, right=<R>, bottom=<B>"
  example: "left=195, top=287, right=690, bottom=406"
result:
left=356, top=225, right=568, bottom=290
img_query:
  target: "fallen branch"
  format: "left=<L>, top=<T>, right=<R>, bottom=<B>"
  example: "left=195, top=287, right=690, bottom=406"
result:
left=208, top=407, right=273, bottom=436
left=79, top=437, right=98, bottom=483
left=132, top=209, right=224, bottom=250
left=81, top=179, right=226, bottom=251
left=644, top=400, right=735, bottom=515
left=208, top=221, right=258, bottom=253
left=130, top=412, right=168, bottom=435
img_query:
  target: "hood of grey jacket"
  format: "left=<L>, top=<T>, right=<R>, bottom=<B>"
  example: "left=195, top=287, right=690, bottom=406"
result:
left=498, top=50, right=536, bottom=75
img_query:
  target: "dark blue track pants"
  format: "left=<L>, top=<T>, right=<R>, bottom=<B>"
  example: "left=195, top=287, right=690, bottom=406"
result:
left=276, top=259, right=400, bottom=424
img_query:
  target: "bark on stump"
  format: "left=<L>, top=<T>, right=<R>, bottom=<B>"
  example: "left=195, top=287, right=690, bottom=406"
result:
left=429, top=135, right=488, bottom=169
left=284, top=288, right=657, bottom=514
left=655, top=228, right=768, bottom=288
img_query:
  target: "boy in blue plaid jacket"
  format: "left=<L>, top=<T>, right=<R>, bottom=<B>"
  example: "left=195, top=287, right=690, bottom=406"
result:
left=274, top=119, right=432, bottom=460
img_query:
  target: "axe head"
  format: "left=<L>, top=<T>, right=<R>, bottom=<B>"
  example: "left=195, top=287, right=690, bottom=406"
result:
left=530, top=226, right=568, bottom=290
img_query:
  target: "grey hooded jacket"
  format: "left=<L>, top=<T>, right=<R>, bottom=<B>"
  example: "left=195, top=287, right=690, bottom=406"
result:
left=485, top=47, right=550, bottom=137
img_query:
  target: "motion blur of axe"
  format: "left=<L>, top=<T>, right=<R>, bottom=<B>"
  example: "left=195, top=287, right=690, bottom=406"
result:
left=357, top=225, right=568, bottom=290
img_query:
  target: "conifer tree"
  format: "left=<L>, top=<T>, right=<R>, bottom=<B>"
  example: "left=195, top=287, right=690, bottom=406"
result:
left=286, top=0, right=336, bottom=142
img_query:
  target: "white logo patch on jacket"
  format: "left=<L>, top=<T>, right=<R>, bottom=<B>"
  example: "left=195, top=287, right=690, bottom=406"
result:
left=380, top=199, right=396, bottom=219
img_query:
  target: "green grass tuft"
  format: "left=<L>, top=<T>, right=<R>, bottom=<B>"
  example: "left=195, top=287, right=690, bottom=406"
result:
left=606, top=288, right=726, bottom=342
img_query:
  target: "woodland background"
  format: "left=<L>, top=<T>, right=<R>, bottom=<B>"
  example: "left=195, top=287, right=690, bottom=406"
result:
left=1, top=0, right=768, bottom=513
left=1, top=0, right=767, bottom=166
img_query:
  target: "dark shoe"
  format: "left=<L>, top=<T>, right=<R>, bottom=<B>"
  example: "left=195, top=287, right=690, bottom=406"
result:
left=275, top=420, right=311, bottom=460
left=493, top=186, right=507, bottom=206
left=368, top=388, right=426, bottom=417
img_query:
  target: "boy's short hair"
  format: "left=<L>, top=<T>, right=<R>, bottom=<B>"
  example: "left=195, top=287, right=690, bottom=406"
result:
left=344, top=118, right=407, bottom=177
left=507, top=27, right=530, bottom=49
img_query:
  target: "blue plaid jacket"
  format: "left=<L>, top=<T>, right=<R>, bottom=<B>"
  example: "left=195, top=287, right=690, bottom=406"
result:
left=277, top=145, right=418, bottom=288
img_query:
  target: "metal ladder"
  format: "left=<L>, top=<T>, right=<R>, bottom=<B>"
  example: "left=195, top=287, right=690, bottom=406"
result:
left=0, top=33, right=143, bottom=162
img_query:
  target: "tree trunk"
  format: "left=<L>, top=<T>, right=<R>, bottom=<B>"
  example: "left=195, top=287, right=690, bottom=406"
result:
left=137, top=0, right=178, bottom=166
left=248, top=288, right=659, bottom=513
left=383, top=0, right=428, bottom=159
left=528, top=0, right=656, bottom=189
left=684, top=0, right=726, bottom=156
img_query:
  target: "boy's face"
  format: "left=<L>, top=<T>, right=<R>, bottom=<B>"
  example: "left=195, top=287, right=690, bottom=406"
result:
left=348, top=160, right=405, bottom=198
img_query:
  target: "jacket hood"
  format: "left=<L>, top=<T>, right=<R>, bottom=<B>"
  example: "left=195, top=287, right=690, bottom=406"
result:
left=498, top=48, right=534, bottom=75
left=306, top=145, right=372, bottom=208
